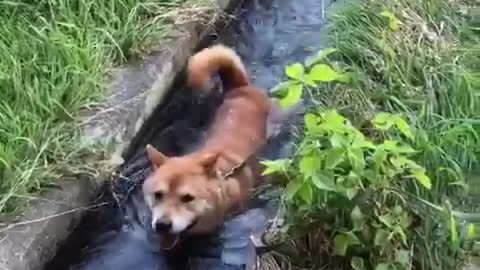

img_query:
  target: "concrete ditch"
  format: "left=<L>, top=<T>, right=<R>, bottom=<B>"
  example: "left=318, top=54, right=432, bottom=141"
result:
left=0, top=0, right=242, bottom=269
left=42, top=1, right=339, bottom=270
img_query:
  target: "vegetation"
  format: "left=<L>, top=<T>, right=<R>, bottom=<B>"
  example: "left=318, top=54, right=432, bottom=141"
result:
left=0, top=0, right=184, bottom=215
left=264, top=0, right=479, bottom=269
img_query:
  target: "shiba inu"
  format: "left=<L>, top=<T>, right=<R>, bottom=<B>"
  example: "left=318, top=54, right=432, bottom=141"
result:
left=143, top=44, right=300, bottom=250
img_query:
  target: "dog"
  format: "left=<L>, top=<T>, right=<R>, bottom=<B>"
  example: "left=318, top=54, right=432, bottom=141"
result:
left=143, top=44, right=301, bottom=250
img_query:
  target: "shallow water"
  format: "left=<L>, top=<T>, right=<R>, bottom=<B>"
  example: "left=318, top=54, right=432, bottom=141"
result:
left=44, top=0, right=336, bottom=269
left=219, top=0, right=332, bottom=89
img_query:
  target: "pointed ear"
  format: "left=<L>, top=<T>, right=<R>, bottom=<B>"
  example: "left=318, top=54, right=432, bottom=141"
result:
left=146, top=144, right=167, bottom=170
left=198, top=152, right=219, bottom=174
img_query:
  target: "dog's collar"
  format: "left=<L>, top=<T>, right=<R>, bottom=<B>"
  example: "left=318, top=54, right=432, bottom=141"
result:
left=221, top=160, right=247, bottom=179
left=220, top=154, right=256, bottom=179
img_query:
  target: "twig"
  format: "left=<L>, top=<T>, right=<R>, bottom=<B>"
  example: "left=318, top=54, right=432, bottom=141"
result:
left=0, top=202, right=107, bottom=233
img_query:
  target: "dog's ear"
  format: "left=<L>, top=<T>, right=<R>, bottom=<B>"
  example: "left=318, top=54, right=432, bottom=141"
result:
left=146, top=144, right=167, bottom=170
left=198, top=152, right=219, bottom=175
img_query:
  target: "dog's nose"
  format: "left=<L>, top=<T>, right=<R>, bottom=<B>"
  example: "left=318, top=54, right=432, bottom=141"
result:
left=155, top=221, right=172, bottom=232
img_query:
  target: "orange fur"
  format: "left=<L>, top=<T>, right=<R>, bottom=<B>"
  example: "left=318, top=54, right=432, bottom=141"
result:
left=143, top=44, right=271, bottom=249
left=187, top=44, right=271, bottom=173
left=187, top=44, right=249, bottom=91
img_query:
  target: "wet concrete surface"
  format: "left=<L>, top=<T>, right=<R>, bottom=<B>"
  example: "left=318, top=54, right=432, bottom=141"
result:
left=44, top=0, right=335, bottom=269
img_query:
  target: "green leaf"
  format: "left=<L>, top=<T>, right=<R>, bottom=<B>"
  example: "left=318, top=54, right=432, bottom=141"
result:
left=351, top=206, right=365, bottom=231
left=304, top=113, right=321, bottom=133
left=303, top=77, right=317, bottom=87
left=304, top=47, right=338, bottom=67
left=389, top=18, right=400, bottom=31
left=307, top=64, right=341, bottom=82
left=322, top=110, right=347, bottom=132
left=300, top=142, right=316, bottom=156
left=352, top=133, right=375, bottom=149
left=336, top=72, right=352, bottom=83
left=379, top=11, right=396, bottom=25
left=330, top=133, right=349, bottom=148
left=390, top=156, right=410, bottom=169
left=333, top=233, right=360, bottom=256
left=412, top=169, right=432, bottom=189
left=467, top=223, right=476, bottom=240
left=333, top=234, right=348, bottom=256
left=284, top=179, right=302, bottom=200
left=285, top=63, right=305, bottom=80
left=375, top=263, right=389, bottom=270
left=373, top=147, right=387, bottom=165
left=347, top=232, right=361, bottom=244
left=392, top=226, right=409, bottom=246
left=394, top=117, right=414, bottom=139
left=373, top=112, right=395, bottom=130
left=395, top=249, right=411, bottom=267
left=374, top=229, right=390, bottom=247
left=347, top=170, right=360, bottom=182
left=376, top=36, right=397, bottom=59
left=374, top=112, right=414, bottom=140
left=399, top=212, right=413, bottom=229
left=297, top=183, right=313, bottom=204
left=312, top=171, right=336, bottom=191
left=395, top=145, right=416, bottom=154
left=279, top=83, right=303, bottom=108
left=393, top=205, right=404, bottom=215
left=345, top=187, right=358, bottom=200
left=351, top=257, right=366, bottom=270
left=404, top=158, right=422, bottom=169
left=380, top=10, right=401, bottom=31
left=378, top=213, right=395, bottom=228
left=261, top=159, right=289, bottom=175
left=362, top=169, right=378, bottom=182
left=348, top=147, right=366, bottom=171
left=383, top=140, right=416, bottom=154
left=299, top=155, right=320, bottom=177
left=325, top=148, right=344, bottom=169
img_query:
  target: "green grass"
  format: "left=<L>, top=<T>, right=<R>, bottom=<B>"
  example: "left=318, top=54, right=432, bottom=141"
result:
left=0, top=0, right=185, bottom=215
left=325, top=0, right=479, bottom=187
left=326, top=0, right=480, bottom=266
left=266, top=0, right=479, bottom=269
left=326, top=0, right=479, bottom=201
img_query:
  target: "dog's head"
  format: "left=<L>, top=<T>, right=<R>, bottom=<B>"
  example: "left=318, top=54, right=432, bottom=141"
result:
left=142, top=144, right=219, bottom=249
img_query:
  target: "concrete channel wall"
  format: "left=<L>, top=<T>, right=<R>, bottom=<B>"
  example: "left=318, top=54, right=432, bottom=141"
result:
left=0, top=0, right=243, bottom=269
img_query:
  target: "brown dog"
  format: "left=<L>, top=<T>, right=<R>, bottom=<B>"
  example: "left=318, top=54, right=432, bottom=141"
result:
left=143, top=44, right=272, bottom=249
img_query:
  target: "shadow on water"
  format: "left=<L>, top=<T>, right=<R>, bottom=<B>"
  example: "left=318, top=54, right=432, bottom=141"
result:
left=44, top=0, right=335, bottom=269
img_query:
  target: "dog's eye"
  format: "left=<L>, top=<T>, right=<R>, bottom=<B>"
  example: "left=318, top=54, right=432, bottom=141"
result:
left=154, top=192, right=164, bottom=201
left=180, top=194, right=195, bottom=203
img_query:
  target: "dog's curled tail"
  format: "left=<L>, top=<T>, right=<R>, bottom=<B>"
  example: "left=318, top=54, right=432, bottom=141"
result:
left=187, top=44, right=249, bottom=93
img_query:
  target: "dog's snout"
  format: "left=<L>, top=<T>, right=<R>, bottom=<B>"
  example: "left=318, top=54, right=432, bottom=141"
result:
left=155, top=221, right=172, bottom=232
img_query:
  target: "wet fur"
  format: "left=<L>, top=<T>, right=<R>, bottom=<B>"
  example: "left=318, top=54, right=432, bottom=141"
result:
left=143, top=45, right=271, bottom=238
left=143, top=44, right=272, bottom=239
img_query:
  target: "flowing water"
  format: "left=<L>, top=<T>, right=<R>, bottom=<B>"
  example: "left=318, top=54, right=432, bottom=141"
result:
left=44, top=0, right=338, bottom=269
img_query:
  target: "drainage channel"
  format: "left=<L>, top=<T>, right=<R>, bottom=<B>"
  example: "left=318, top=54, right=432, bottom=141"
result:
left=44, top=0, right=335, bottom=269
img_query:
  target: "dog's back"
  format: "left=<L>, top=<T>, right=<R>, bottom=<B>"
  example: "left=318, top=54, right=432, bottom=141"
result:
left=186, top=45, right=271, bottom=172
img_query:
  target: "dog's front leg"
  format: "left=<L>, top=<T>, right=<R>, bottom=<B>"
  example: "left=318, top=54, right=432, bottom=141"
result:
left=218, top=178, right=250, bottom=215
